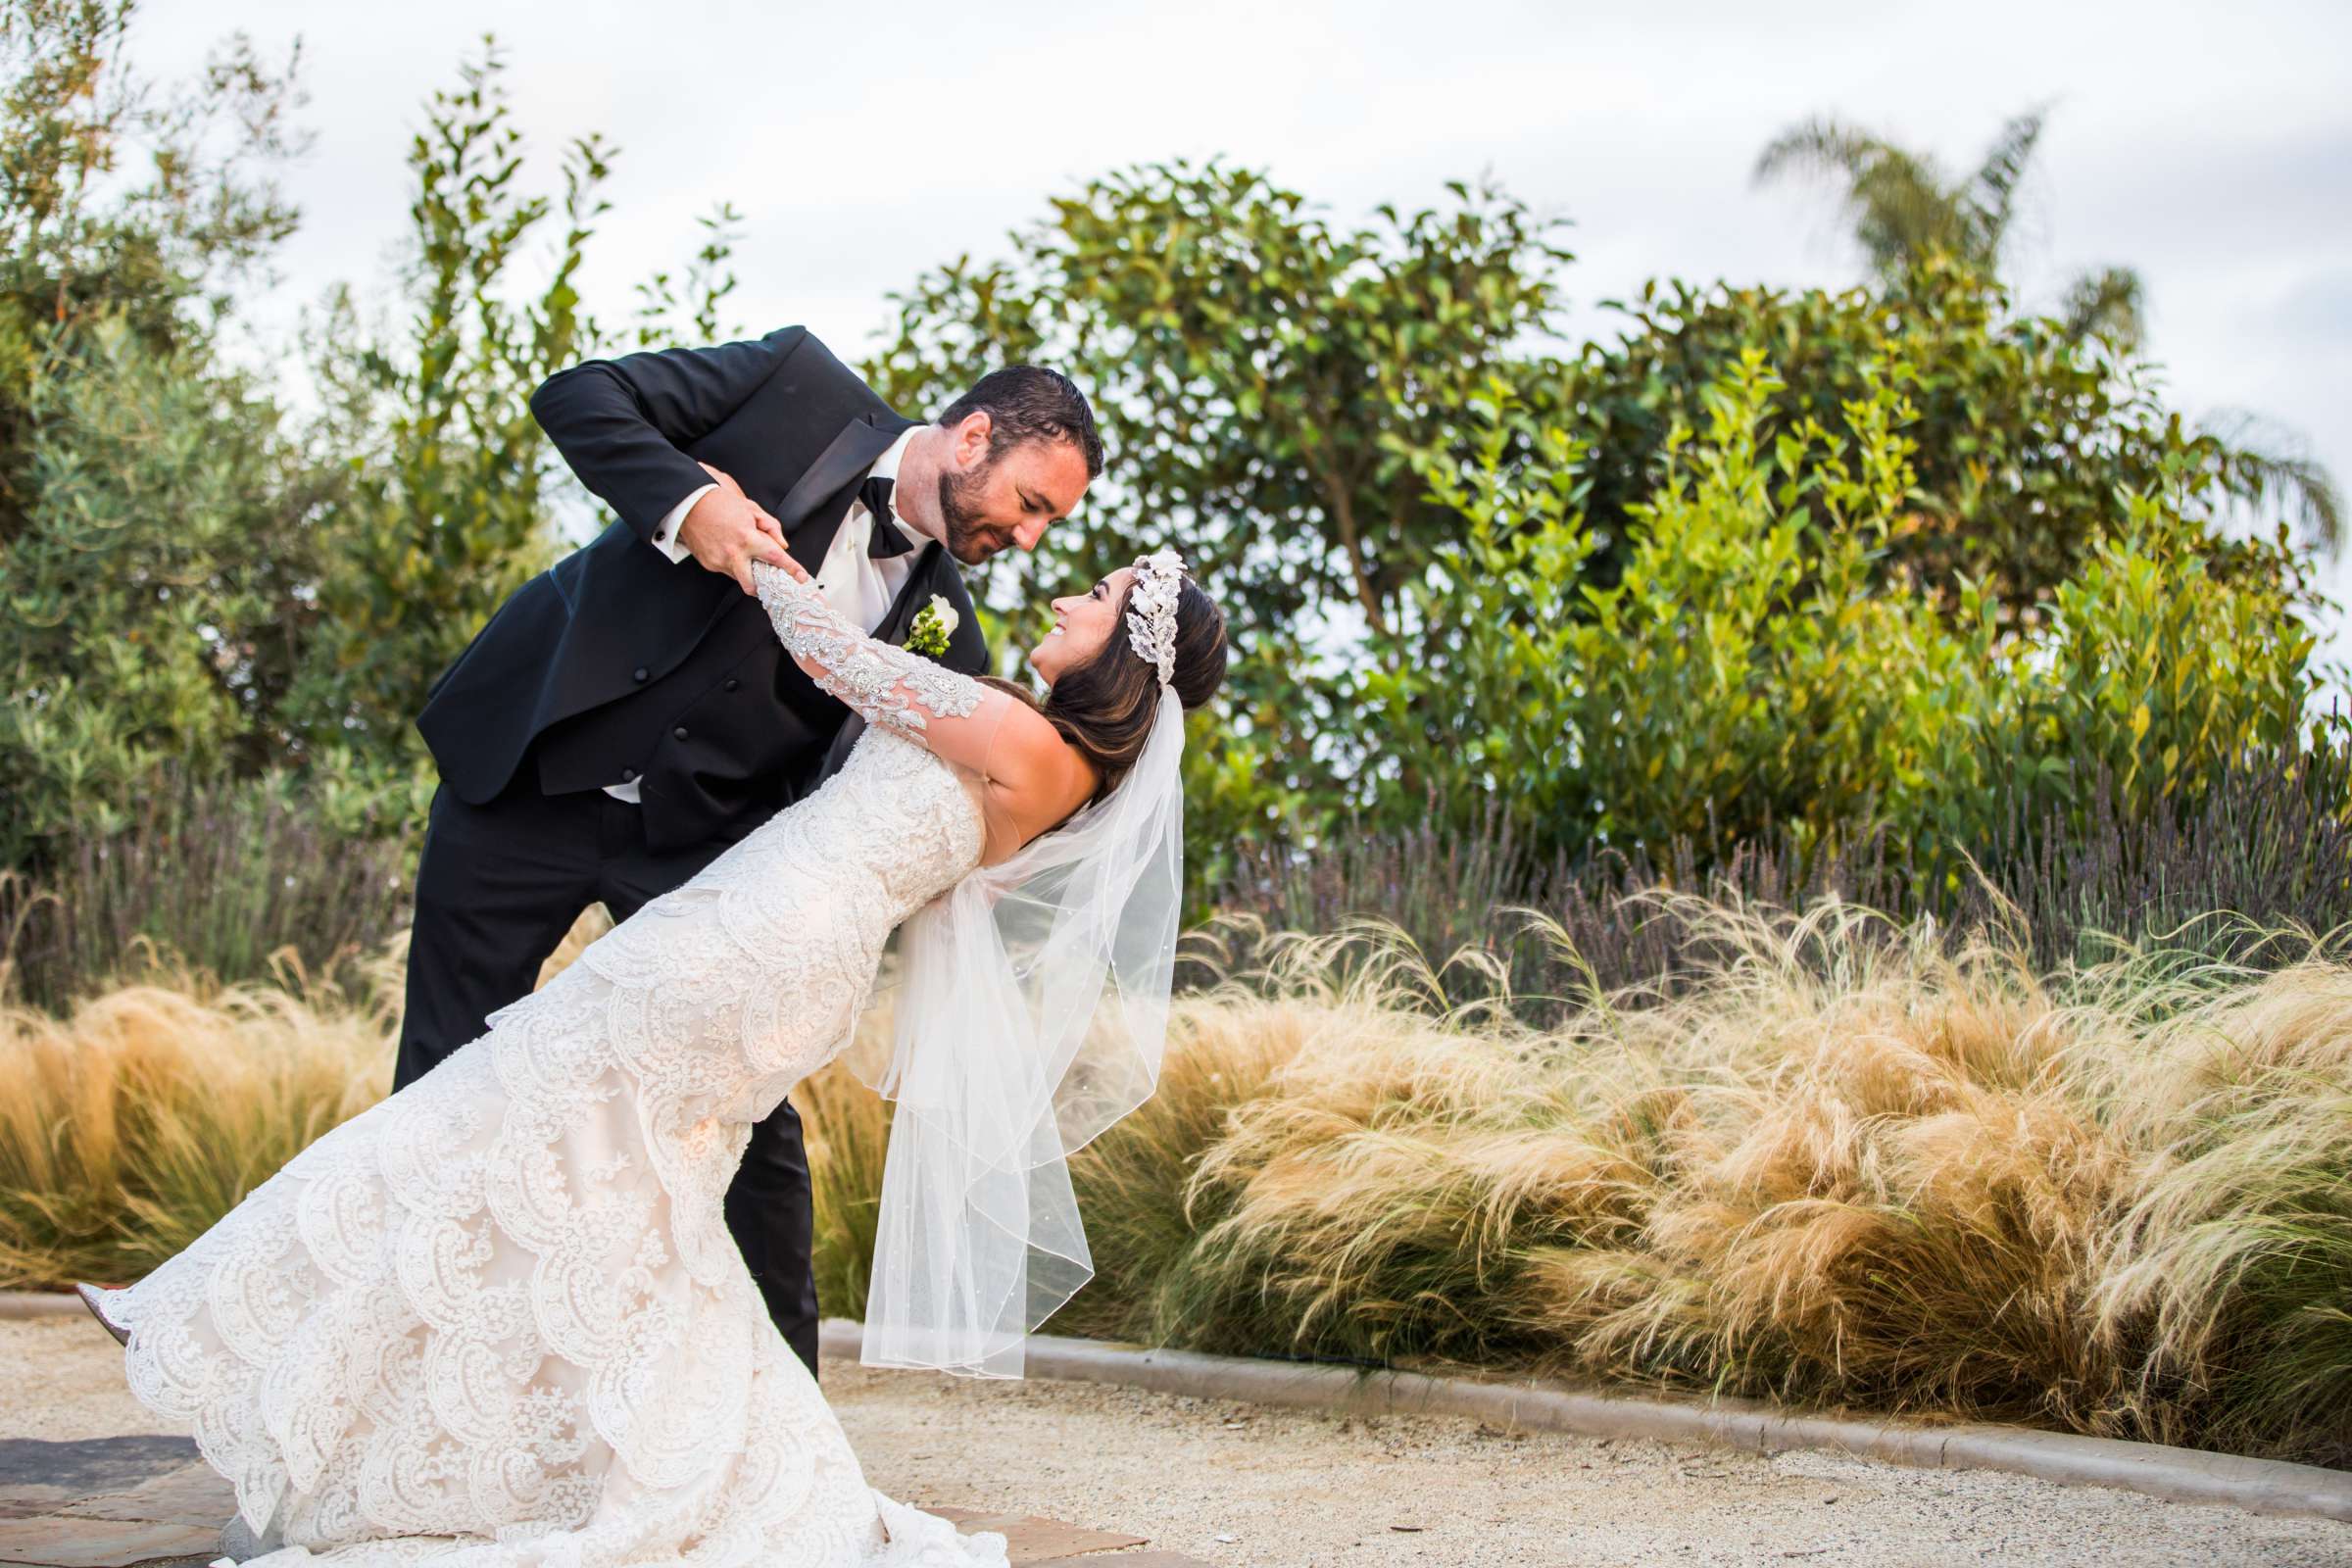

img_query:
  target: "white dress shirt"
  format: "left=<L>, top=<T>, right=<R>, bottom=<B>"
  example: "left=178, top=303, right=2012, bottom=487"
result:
left=606, top=428, right=925, bottom=805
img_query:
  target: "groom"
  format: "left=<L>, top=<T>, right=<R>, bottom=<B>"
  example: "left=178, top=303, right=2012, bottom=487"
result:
left=399, top=325, right=1102, bottom=1377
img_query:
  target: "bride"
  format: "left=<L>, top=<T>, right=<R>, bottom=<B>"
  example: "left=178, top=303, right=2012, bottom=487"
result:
left=76, top=547, right=1229, bottom=1566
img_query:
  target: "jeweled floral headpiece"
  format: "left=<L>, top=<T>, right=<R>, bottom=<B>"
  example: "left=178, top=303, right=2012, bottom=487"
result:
left=1125, top=550, right=1189, bottom=687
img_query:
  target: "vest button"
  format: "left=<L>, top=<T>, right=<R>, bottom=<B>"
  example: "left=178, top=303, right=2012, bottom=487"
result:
left=672, top=725, right=689, bottom=741
left=723, top=677, right=741, bottom=693
left=632, top=666, right=649, bottom=682
left=620, top=767, right=639, bottom=783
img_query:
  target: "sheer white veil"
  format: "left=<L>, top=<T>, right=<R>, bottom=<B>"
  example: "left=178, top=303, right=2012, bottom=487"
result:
left=854, top=688, right=1187, bottom=1377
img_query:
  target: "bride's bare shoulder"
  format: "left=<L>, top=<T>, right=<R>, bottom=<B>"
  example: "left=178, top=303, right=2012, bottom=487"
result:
left=986, top=695, right=1100, bottom=813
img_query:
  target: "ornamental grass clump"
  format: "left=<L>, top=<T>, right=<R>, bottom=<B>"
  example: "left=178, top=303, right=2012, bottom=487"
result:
left=987, top=900, right=2352, bottom=1464
left=0, top=907, right=601, bottom=1294
left=6, top=891, right=2347, bottom=1465
left=1049, top=953, right=1303, bottom=1343
left=1152, top=930, right=1676, bottom=1367
left=1122, top=901, right=2135, bottom=1421
left=0, top=948, right=393, bottom=1290
left=2087, top=958, right=2352, bottom=1465
left=1598, top=900, right=2127, bottom=1428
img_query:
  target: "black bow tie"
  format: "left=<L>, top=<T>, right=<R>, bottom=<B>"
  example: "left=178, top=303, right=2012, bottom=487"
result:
left=859, top=476, right=915, bottom=561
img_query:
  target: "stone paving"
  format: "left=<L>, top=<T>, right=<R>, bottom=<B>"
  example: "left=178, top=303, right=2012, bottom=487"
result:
left=0, top=1436, right=1208, bottom=1568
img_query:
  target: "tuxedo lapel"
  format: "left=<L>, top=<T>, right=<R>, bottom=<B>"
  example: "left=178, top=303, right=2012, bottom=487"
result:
left=776, top=413, right=916, bottom=574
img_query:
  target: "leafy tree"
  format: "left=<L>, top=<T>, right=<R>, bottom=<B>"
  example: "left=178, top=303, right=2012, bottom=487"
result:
left=290, top=44, right=749, bottom=774
left=1, top=14, right=741, bottom=862
left=868, top=161, right=1574, bottom=869
left=1388, top=348, right=2331, bottom=880
left=287, top=41, right=614, bottom=769
left=0, top=0, right=314, bottom=858
left=1753, top=108, right=2337, bottom=552
left=1562, top=260, right=2335, bottom=628
left=0, top=0, right=304, bottom=402
left=869, top=161, right=1572, bottom=644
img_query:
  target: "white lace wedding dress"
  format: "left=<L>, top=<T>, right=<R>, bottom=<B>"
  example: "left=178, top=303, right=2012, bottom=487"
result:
left=96, top=567, right=1009, bottom=1567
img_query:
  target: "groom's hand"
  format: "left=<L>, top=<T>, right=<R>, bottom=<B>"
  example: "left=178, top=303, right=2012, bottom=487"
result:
left=681, top=464, right=792, bottom=595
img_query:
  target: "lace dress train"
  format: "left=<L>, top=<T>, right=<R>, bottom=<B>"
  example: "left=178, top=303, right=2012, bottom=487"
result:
left=98, top=568, right=1005, bottom=1566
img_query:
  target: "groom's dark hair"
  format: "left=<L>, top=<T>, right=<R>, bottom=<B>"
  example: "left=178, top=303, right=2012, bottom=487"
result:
left=936, top=366, right=1104, bottom=479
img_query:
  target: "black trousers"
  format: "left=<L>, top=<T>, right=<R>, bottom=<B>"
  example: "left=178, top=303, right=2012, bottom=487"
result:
left=395, top=769, right=824, bottom=1380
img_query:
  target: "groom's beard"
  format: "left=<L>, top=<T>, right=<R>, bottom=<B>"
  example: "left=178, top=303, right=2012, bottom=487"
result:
left=938, top=464, right=1013, bottom=564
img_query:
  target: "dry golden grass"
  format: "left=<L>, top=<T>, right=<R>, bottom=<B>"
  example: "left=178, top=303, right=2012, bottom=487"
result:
left=0, top=945, right=395, bottom=1288
left=2085, top=958, right=2352, bottom=1456
left=0, top=907, right=611, bottom=1291
left=846, top=902, right=2345, bottom=1463
left=6, top=898, right=2347, bottom=1463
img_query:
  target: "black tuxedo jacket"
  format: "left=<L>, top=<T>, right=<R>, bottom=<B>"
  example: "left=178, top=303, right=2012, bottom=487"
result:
left=416, top=327, right=989, bottom=853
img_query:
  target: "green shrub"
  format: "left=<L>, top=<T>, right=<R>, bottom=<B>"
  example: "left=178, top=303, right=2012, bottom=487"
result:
left=1, top=15, right=738, bottom=868
left=0, top=1, right=314, bottom=863
left=1373, top=348, right=2335, bottom=887
left=1563, top=261, right=2327, bottom=624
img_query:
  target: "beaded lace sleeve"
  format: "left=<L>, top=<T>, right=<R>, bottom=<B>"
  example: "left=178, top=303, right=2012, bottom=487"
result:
left=752, top=561, right=985, bottom=738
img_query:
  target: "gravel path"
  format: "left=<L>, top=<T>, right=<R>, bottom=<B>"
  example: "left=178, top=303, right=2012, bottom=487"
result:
left=8, top=1317, right=2348, bottom=1567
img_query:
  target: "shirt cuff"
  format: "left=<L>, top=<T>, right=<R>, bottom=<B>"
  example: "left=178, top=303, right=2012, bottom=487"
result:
left=651, top=483, right=715, bottom=564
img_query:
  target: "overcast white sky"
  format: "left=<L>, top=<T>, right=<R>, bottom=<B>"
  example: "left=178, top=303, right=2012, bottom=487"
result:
left=138, top=0, right=2352, bottom=679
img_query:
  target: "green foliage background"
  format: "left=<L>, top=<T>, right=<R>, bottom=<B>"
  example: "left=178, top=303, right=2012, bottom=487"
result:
left=2, top=1, right=2345, bottom=996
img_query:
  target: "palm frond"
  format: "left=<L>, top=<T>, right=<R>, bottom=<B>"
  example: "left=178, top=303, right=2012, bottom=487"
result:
left=1963, top=106, right=2051, bottom=262
left=1752, top=116, right=1894, bottom=187
left=2057, top=265, right=2146, bottom=355
left=1754, top=114, right=1963, bottom=277
left=2198, top=410, right=2345, bottom=555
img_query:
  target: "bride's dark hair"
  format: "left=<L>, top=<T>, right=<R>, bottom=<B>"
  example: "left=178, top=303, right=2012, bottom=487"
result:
left=982, top=576, right=1227, bottom=800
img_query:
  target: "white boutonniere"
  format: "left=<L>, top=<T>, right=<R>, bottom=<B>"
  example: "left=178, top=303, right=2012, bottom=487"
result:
left=906, top=594, right=958, bottom=659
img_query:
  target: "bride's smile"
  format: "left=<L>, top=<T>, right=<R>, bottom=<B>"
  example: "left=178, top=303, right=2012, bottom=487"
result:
left=1030, top=565, right=1138, bottom=684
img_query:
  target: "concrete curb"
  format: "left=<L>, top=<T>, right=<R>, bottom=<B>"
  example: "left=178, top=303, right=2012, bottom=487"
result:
left=13, top=1294, right=2339, bottom=1523
left=818, top=1319, right=2352, bottom=1524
